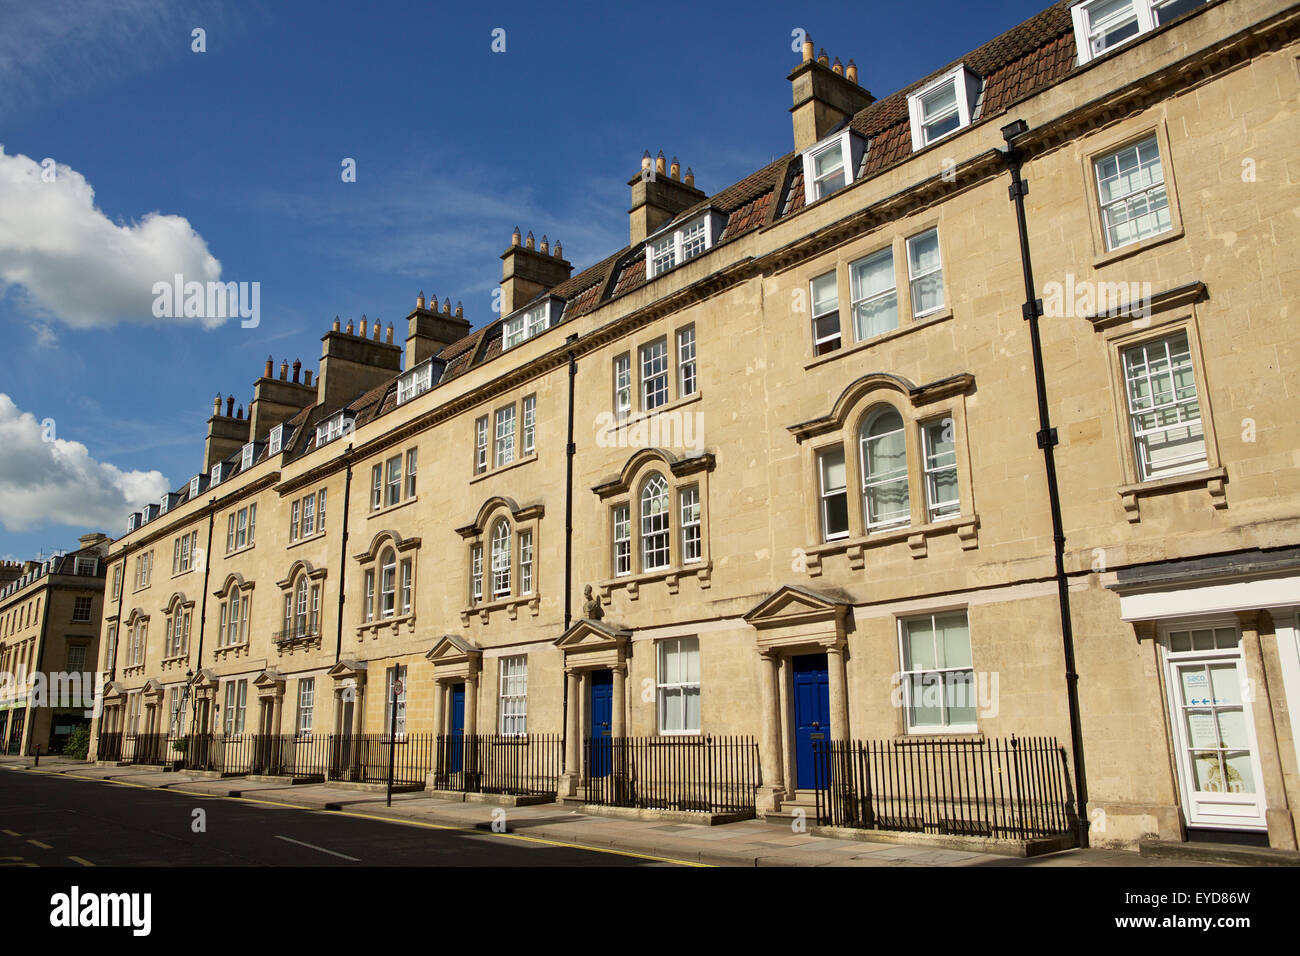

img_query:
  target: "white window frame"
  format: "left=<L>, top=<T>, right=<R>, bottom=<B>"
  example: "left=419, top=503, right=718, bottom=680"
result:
left=1094, top=134, right=1172, bottom=251
left=521, top=395, right=536, bottom=456
left=800, top=129, right=863, bottom=206
left=498, top=655, right=528, bottom=736
left=818, top=445, right=850, bottom=542
left=241, top=442, right=255, bottom=470
left=656, top=637, right=701, bottom=735
left=490, top=520, right=512, bottom=599
left=379, top=548, right=396, bottom=619
left=474, top=415, right=489, bottom=474
left=470, top=544, right=483, bottom=605
left=519, top=530, right=533, bottom=595
left=397, top=360, right=435, bottom=405
left=268, top=423, right=284, bottom=456
left=848, top=246, right=899, bottom=342
left=907, top=65, right=978, bottom=151
left=640, top=474, right=671, bottom=572
left=676, top=326, right=697, bottom=397
left=810, top=271, right=841, bottom=355
left=297, top=678, right=315, bottom=736
left=1122, top=331, right=1206, bottom=482
left=922, top=418, right=961, bottom=522
left=679, top=485, right=701, bottom=565
left=645, top=213, right=716, bottom=280
left=612, top=504, right=631, bottom=577
left=639, top=339, right=669, bottom=412
left=898, top=611, right=977, bottom=734
left=494, top=406, right=516, bottom=468
left=614, top=354, right=632, bottom=420
left=906, top=228, right=945, bottom=319
left=385, top=454, right=402, bottom=508
left=503, top=299, right=557, bottom=350
left=405, top=447, right=418, bottom=499
left=1071, top=0, right=1204, bottom=65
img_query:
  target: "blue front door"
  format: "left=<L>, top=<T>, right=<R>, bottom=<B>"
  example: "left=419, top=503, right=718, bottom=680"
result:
left=450, top=684, right=465, bottom=773
left=792, top=653, right=831, bottom=790
left=589, top=671, right=613, bottom=778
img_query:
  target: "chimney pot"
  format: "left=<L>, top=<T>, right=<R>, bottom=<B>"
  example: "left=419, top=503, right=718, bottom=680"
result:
left=292, top=359, right=301, bottom=383
left=213, top=393, right=222, bottom=415
left=832, top=57, right=843, bottom=75
left=360, top=317, right=368, bottom=338
left=641, top=149, right=652, bottom=171
left=670, top=157, right=680, bottom=180
left=553, top=240, right=562, bottom=259
left=540, top=235, right=549, bottom=255
left=346, top=319, right=354, bottom=334
left=238, top=404, right=244, bottom=419
left=817, top=48, right=829, bottom=66
left=226, top=395, right=235, bottom=417
left=525, top=231, right=535, bottom=250
left=802, top=36, right=814, bottom=63
left=264, top=356, right=273, bottom=378
left=386, top=323, right=393, bottom=344
left=443, top=298, right=451, bottom=315
left=332, top=316, right=341, bottom=331
left=304, top=369, right=313, bottom=386
left=280, top=360, right=289, bottom=380
left=374, top=320, right=381, bottom=340
left=417, top=291, right=425, bottom=309
left=846, top=59, right=858, bottom=84
left=455, top=301, right=464, bottom=318
left=655, top=150, right=666, bottom=175
left=511, top=226, right=521, bottom=247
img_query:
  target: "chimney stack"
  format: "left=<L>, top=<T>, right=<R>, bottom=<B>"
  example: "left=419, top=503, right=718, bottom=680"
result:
left=249, top=354, right=316, bottom=444
left=788, top=36, right=875, bottom=152
left=317, top=316, right=403, bottom=411
left=204, top=390, right=251, bottom=472
left=627, top=150, right=706, bottom=245
left=499, top=228, right=574, bottom=316
left=406, top=289, right=471, bottom=368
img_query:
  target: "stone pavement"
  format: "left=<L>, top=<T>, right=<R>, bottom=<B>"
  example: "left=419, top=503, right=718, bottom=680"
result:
left=0, top=756, right=1208, bottom=867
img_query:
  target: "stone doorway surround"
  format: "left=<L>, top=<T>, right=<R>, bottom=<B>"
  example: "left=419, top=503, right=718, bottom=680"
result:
left=553, top=618, right=631, bottom=797
left=252, top=668, right=286, bottom=735
left=425, top=634, right=483, bottom=739
left=327, top=660, right=367, bottom=737
left=743, top=584, right=852, bottom=814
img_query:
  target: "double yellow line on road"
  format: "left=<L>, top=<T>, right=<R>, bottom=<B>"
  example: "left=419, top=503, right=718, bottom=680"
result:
left=13, top=766, right=708, bottom=867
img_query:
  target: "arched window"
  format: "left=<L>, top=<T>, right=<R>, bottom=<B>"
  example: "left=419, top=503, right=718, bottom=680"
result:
left=640, top=474, right=671, bottom=571
left=380, top=548, right=396, bottom=618
left=860, top=406, right=910, bottom=531
left=295, top=577, right=309, bottom=632
left=491, top=520, right=512, bottom=598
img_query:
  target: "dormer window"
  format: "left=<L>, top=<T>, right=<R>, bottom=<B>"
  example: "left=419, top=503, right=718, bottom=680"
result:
left=1071, top=0, right=1208, bottom=65
left=189, top=474, right=207, bottom=498
left=128, top=512, right=142, bottom=532
left=211, top=462, right=223, bottom=486
left=240, top=441, right=262, bottom=470
left=396, top=358, right=442, bottom=405
left=160, top=492, right=178, bottom=515
left=645, top=211, right=725, bottom=280
left=315, top=410, right=354, bottom=447
left=800, top=130, right=867, bottom=207
left=267, top=424, right=285, bottom=456
left=908, top=66, right=979, bottom=151
left=503, top=295, right=563, bottom=350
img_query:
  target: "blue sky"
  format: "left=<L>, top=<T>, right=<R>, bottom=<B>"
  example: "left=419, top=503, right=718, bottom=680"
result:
left=0, top=0, right=1049, bottom=560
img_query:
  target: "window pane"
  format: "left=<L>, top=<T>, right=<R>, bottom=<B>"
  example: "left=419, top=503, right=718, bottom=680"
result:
left=849, top=248, right=898, bottom=340
left=907, top=229, right=944, bottom=316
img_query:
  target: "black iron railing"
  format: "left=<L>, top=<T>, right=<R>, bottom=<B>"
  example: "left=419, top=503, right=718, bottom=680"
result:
left=813, top=736, right=1076, bottom=840
left=433, top=734, right=562, bottom=796
left=582, top=735, right=760, bottom=814
left=96, top=731, right=123, bottom=762
left=181, top=733, right=256, bottom=775
left=326, top=733, right=434, bottom=786
left=273, top=622, right=321, bottom=644
left=247, top=734, right=330, bottom=779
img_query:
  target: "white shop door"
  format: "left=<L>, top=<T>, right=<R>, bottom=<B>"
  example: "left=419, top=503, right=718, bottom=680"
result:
left=1163, top=624, right=1267, bottom=831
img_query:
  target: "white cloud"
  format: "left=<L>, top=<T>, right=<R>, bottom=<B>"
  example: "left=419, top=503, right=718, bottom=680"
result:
left=0, top=393, right=170, bottom=534
left=0, top=147, right=223, bottom=328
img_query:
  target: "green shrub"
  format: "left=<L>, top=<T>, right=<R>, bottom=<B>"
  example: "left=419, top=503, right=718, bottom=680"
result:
left=63, top=725, right=91, bottom=760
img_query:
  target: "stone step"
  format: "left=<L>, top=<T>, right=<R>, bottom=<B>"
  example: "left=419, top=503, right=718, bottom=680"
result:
left=1139, top=840, right=1299, bottom=867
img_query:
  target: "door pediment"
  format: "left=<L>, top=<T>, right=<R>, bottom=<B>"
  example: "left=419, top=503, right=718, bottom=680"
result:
left=556, top=619, right=631, bottom=670
left=744, top=584, right=850, bottom=652
left=426, top=634, right=482, bottom=681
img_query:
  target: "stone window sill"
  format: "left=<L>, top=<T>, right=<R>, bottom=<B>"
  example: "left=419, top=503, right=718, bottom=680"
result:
left=603, top=391, right=703, bottom=439
left=1092, top=225, right=1183, bottom=269
left=460, top=595, right=539, bottom=627
left=367, top=496, right=418, bottom=521
left=357, top=613, right=418, bottom=639
left=160, top=655, right=189, bottom=671
left=893, top=731, right=984, bottom=745
left=804, top=514, right=978, bottom=575
left=287, top=531, right=327, bottom=550
left=1118, top=466, right=1226, bottom=523
left=212, top=642, right=251, bottom=661
left=598, top=562, right=712, bottom=604
left=470, top=453, right=538, bottom=485
left=804, top=311, right=954, bottom=372
left=122, top=664, right=145, bottom=678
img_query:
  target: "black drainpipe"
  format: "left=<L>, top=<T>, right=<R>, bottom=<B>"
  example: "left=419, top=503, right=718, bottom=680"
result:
left=335, top=446, right=354, bottom=663
left=188, top=502, right=216, bottom=738
left=1001, top=119, right=1089, bottom=847
left=561, top=334, right=578, bottom=771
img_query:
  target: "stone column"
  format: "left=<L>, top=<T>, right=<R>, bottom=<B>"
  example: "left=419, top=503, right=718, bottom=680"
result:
left=352, top=684, right=364, bottom=737
left=465, top=669, right=479, bottom=738
left=827, top=642, right=848, bottom=741
left=757, top=650, right=785, bottom=813
left=1238, top=612, right=1297, bottom=850
left=612, top=660, right=627, bottom=737
left=432, top=679, right=445, bottom=738
left=271, top=692, right=284, bottom=736
left=559, top=668, right=581, bottom=798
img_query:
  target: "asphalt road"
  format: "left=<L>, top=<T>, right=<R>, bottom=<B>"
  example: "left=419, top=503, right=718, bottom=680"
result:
left=0, top=768, right=679, bottom=867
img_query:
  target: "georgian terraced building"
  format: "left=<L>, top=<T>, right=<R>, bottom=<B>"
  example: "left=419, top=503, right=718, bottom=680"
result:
left=1, top=534, right=111, bottom=755
left=90, top=0, right=1300, bottom=851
